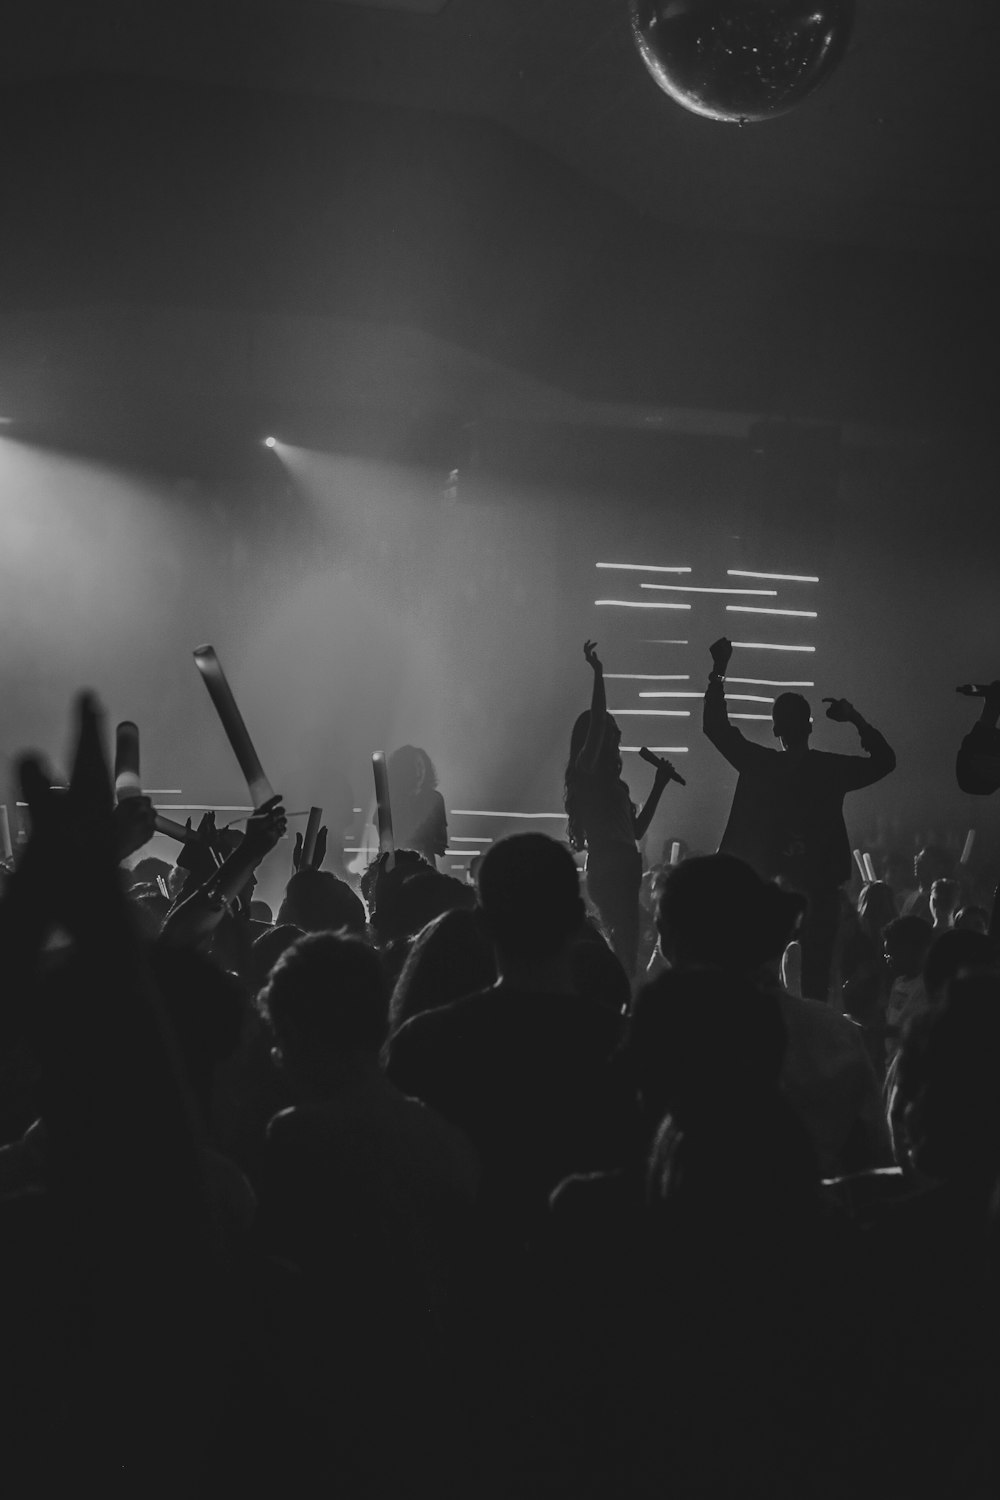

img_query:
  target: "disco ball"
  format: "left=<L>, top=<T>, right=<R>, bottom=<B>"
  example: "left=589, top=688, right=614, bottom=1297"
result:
left=630, top=0, right=856, bottom=124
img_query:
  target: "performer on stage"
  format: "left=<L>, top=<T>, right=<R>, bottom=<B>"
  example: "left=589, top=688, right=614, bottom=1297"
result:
left=565, top=640, right=680, bottom=976
left=386, top=745, right=448, bottom=868
left=703, top=636, right=896, bottom=1001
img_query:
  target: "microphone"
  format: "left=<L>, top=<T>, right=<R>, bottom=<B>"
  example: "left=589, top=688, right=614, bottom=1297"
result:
left=638, top=746, right=686, bottom=786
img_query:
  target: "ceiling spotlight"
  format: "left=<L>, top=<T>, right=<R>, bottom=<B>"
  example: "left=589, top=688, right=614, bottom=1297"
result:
left=263, top=435, right=277, bottom=449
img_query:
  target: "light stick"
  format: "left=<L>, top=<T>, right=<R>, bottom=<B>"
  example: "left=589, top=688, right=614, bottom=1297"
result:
left=862, top=853, right=876, bottom=884
left=114, top=721, right=142, bottom=802
left=192, top=646, right=274, bottom=808
left=852, top=849, right=867, bottom=882
left=372, top=753, right=395, bottom=868
left=302, top=806, right=322, bottom=867
left=669, top=841, right=681, bottom=866
left=0, top=805, right=11, bottom=863
left=961, top=829, right=976, bottom=865
left=153, top=813, right=198, bottom=846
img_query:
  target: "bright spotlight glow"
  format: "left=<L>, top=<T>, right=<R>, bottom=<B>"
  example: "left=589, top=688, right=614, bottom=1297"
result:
left=727, top=570, right=819, bottom=583
left=595, top=600, right=691, bottom=609
left=726, top=605, right=818, bottom=618
left=263, top=436, right=278, bottom=449
left=641, top=584, right=777, bottom=595
left=731, top=642, right=816, bottom=653
left=596, top=563, right=692, bottom=573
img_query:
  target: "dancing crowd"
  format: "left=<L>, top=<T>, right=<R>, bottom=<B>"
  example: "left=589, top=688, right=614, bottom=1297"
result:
left=0, top=650, right=999, bottom=1498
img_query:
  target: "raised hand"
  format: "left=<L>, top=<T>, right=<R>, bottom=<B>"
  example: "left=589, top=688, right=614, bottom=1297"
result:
left=823, top=697, right=856, bottom=723
left=584, top=639, right=603, bottom=672
left=710, top=637, right=733, bottom=672
left=638, top=747, right=687, bottom=786
left=292, top=823, right=327, bottom=872
left=244, top=794, right=287, bottom=858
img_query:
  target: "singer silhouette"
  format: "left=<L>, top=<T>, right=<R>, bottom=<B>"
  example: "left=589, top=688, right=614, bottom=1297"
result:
left=565, top=640, right=682, bottom=975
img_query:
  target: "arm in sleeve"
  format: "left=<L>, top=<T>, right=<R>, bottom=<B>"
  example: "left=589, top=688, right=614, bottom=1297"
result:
left=835, top=718, right=897, bottom=791
left=703, top=675, right=754, bottom=772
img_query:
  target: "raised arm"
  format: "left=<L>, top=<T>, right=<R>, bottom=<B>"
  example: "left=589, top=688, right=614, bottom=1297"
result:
left=702, top=637, right=753, bottom=771
left=161, top=796, right=286, bottom=946
left=633, top=755, right=681, bottom=841
left=822, top=699, right=896, bottom=789
left=956, top=681, right=1000, bottom=796
left=574, top=640, right=609, bottom=774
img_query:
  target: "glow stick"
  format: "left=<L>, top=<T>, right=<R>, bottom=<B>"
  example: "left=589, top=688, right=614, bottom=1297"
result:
left=0, top=805, right=11, bottom=863
left=670, top=841, right=681, bottom=866
left=852, top=849, right=867, bottom=882
left=153, top=813, right=198, bottom=845
left=596, top=563, right=691, bottom=573
left=114, top=721, right=142, bottom=802
left=372, top=753, right=395, bottom=866
left=192, top=646, right=274, bottom=808
left=961, top=829, right=976, bottom=865
left=302, top=806, right=322, bottom=866
left=726, top=606, right=818, bottom=617
left=862, top=853, right=876, bottom=884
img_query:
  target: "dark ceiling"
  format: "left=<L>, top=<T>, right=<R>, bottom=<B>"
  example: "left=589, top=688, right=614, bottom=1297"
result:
left=6, top=0, right=998, bottom=257
left=2, top=1, right=998, bottom=462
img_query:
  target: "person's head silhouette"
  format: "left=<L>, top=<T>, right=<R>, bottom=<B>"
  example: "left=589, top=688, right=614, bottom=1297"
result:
left=772, top=692, right=812, bottom=750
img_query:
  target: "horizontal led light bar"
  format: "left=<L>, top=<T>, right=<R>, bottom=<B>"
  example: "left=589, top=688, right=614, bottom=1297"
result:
left=640, top=691, right=774, bottom=702
left=726, top=605, right=818, bottom=618
left=728, top=570, right=819, bottom=583
left=732, top=642, right=816, bottom=653
left=450, top=809, right=565, bottom=819
left=729, top=714, right=773, bottom=721
left=642, top=639, right=690, bottom=645
left=621, top=746, right=690, bottom=754
left=727, top=678, right=815, bottom=688
left=450, top=835, right=493, bottom=843
left=597, top=563, right=692, bottom=573
left=605, top=673, right=691, bottom=681
left=641, top=584, right=777, bottom=596
left=595, top=600, right=691, bottom=609
left=610, top=709, right=691, bottom=717
left=446, top=848, right=481, bottom=856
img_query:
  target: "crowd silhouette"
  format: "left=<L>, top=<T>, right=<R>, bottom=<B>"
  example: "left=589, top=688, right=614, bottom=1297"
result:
left=0, top=661, right=998, bottom=1498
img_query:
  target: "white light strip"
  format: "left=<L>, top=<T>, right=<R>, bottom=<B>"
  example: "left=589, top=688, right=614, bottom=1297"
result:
left=450, top=809, right=565, bottom=819
left=596, top=562, right=692, bottom=573
left=446, top=848, right=481, bottom=856
left=728, top=570, right=819, bottom=583
left=727, top=677, right=815, bottom=688
left=621, top=746, right=689, bottom=753
left=642, top=639, right=690, bottom=645
left=729, top=714, right=773, bottom=721
left=595, top=599, right=691, bottom=609
left=732, top=642, right=816, bottom=653
left=641, top=584, right=777, bottom=596
left=605, top=673, right=691, bottom=681
left=640, top=691, right=774, bottom=702
left=450, top=835, right=494, bottom=843
left=726, top=605, right=818, bottom=618
left=610, top=709, right=691, bottom=717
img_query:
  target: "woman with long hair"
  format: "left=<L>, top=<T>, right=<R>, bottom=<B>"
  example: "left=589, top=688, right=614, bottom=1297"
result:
left=386, top=745, right=448, bottom=868
left=565, top=640, right=679, bottom=975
